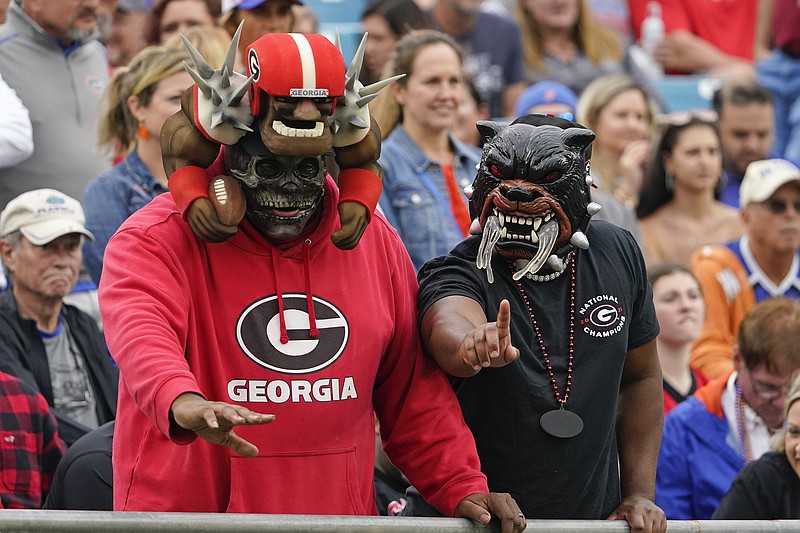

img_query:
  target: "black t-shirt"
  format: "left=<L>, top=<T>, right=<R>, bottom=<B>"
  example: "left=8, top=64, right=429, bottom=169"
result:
left=417, top=221, right=659, bottom=519
left=713, top=452, right=800, bottom=519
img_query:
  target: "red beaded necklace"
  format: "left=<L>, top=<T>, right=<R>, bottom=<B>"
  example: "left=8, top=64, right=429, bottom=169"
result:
left=735, top=381, right=753, bottom=462
left=512, top=252, right=583, bottom=438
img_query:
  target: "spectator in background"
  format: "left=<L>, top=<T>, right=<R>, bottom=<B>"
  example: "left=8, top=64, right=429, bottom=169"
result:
left=144, top=0, right=219, bottom=45
left=628, top=0, right=757, bottom=78
left=648, top=262, right=709, bottom=414
left=714, top=78, right=776, bottom=208
left=427, top=0, right=526, bottom=118
left=0, top=370, right=65, bottom=509
left=220, top=0, right=296, bottom=65
left=690, top=158, right=800, bottom=379
left=106, top=0, right=149, bottom=68
left=576, top=74, right=658, bottom=208
left=0, top=0, right=9, bottom=23
left=755, top=0, right=800, bottom=164
left=514, top=79, right=577, bottom=117
left=713, top=372, right=800, bottom=519
left=637, top=113, right=743, bottom=266
left=0, top=0, right=111, bottom=209
left=453, top=76, right=491, bottom=149
left=291, top=3, right=316, bottom=33
left=519, top=78, right=643, bottom=242
left=0, top=72, right=33, bottom=169
left=656, top=297, right=800, bottom=520
left=359, top=0, right=428, bottom=86
left=43, top=420, right=114, bottom=510
left=163, top=23, right=243, bottom=70
left=375, top=30, right=481, bottom=272
left=514, top=0, right=652, bottom=98
left=83, top=46, right=193, bottom=285
left=0, top=189, right=118, bottom=448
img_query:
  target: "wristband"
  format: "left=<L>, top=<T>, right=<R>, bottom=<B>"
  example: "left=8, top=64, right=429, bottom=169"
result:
left=169, top=165, right=210, bottom=220
left=337, top=168, right=383, bottom=220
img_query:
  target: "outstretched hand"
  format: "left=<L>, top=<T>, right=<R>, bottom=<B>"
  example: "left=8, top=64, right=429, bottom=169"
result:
left=186, top=198, right=239, bottom=243
left=331, top=201, right=369, bottom=250
left=607, top=495, right=666, bottom=533
left=455, top=492, right=526, bottom=533
left=171, top=393, right=275, bottom=457
left=459, top=299, right=520, bottom=373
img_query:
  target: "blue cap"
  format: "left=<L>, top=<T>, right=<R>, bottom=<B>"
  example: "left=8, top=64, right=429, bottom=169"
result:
left=514, top=81, right=578, bottom=118
left=222, top=0, right=303, bottom=12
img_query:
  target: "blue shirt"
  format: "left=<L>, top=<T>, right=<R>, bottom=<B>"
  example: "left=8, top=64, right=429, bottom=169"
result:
left=82, top=149, right=168, bottom=284
left=378, top=127, right=481, bottom=272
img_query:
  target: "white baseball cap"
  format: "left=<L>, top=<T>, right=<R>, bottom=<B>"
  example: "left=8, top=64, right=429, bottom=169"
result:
left=0, top=189, right=94, bottom=245
left=739, top=158, right=800, bottom=208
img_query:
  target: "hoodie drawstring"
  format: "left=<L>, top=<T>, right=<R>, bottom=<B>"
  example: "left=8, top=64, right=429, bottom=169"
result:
left=271, top=241, right=318, bottom=344
left=304, top=239, right=319, bottom=337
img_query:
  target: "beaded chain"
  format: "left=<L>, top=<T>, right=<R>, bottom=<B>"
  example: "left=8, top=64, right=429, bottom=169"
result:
left=735, top=381, right=753, bottom=462
left=512, top=253, right=576, bottom=407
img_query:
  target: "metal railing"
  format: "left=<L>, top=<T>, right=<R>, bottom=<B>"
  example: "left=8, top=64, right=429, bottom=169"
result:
left=0, top=511, right=799, bottom=532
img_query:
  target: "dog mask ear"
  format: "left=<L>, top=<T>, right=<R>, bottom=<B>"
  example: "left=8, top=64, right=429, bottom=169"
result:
left=476, top=120, right=507, bottom=144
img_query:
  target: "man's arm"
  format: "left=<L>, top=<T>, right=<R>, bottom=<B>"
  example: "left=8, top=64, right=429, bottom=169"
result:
left=420, top=296, right=519, bottom=378
left=609, top=339, right=667, bottom=533
left=654, top=30, right=754, bottom=77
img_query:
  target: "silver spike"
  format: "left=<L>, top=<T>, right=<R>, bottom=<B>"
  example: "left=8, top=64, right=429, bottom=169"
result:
left=229, top=74, right=253, bottom=106
left=211, top=111, right=224, bottom=129
left=211, top=89, right=222, bottom=106
left=180, top=34, right=213, bottom=78
left=224, top=20, right=244, bottom=74
left=330, top=119, right=341, bottom=134
left=585, top=175, right=594, bottom=187
left=220, top=65, right=231, bottom=89
left=360, top=74, right=405, bottom=96
left=570, top=231, right=590, bottom=249
left=184, top=63, right=212, bottom=98
left=464, top=184, right=474, bottom=199
left=346, top=32, right=368, bottom=83
left=586, top=202, right=602, bottom=215
left=355, top=94, right=378, bottom=108
left=335, top=29, right=342, bottom=54
left=469, top=218, right=482, bottom=235
left=348, top=114, right=368, bottom=129
left=233, top=121, right=253, bottom=132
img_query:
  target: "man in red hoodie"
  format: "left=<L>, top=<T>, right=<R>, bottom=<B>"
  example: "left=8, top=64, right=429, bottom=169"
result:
left=99, top=88, right=525, bottom=530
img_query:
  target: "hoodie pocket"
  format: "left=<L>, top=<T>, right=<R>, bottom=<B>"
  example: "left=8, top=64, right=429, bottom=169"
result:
left=226, top=446, right=366, bottom=514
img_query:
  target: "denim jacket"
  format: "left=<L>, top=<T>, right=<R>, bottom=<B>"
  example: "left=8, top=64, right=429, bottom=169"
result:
left=378, top=127, right=481, bottom=271
left=82, top=149, right=168, bottom=284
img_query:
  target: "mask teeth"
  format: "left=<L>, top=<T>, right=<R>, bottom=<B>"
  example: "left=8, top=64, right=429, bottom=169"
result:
left=512, top=219, right=559, bottom=281
left=570, top=230, right=590, bottom=249
left=477, top=215, right=501, bottom=283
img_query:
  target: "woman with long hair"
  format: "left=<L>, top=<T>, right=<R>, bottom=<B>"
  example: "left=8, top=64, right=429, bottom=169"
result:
left=514, top=0, right=652, bottom=96
left=636, top=113, right=743, bottom=266
left=372, top=30, right=481, bottom=271
left=82, top=46, right=193, bottom=284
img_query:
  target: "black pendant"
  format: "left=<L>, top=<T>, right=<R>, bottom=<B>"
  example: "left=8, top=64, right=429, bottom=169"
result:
left=540, top=408, right=583, bottom=438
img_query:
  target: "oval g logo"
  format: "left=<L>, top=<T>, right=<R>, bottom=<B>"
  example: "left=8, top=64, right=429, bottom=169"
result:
left=236, top=294, right=348, bottom=374
left=590, top=304, right=618, bottom=327
left=248, top=49, right=260, bottom=82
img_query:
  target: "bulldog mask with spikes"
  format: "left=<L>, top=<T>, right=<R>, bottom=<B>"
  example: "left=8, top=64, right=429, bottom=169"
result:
left=468, top=114, right=602, bottom=283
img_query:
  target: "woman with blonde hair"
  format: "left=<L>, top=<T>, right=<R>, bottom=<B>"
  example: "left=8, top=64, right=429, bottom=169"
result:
left=714, top=373, right=800, bottom=518
left=576, top=73, right=659, bottom=206
left=83, top=46, right=194, bottom=284
left=373, top=30, right=481, bottom=271
left=514, top=0, right=651, bottom=96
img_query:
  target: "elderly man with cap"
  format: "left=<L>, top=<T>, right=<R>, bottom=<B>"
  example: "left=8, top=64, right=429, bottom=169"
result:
left=691, top=158, right=800, bottom=378
left=0, top=189, right=117, bottom=448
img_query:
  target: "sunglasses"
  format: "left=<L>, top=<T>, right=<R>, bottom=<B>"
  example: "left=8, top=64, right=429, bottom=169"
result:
left=657, top=109, right=718, bottom=127
left=764, top=198, right=800, bottom=215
